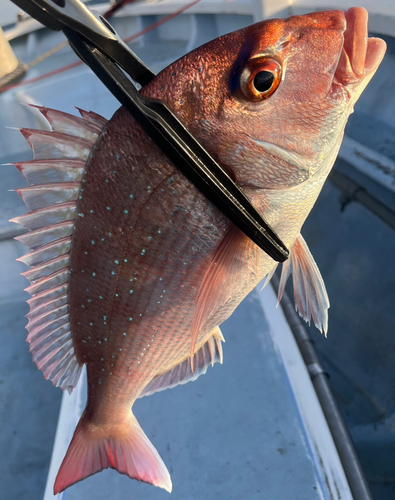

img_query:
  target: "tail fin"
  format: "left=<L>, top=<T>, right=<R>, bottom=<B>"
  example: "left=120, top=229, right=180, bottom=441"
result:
left=54, top=411, right=172, bottom=494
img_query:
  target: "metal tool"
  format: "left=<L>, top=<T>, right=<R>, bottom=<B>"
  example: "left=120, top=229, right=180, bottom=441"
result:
left=9, top=0, right=289, bottom=262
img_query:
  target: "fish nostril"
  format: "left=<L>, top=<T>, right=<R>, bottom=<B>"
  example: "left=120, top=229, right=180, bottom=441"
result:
left=278, top=40, right=290, bottom=51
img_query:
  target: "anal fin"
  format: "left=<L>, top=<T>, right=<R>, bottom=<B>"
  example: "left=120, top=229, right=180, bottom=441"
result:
left=139, top=326, right=224, bottom=398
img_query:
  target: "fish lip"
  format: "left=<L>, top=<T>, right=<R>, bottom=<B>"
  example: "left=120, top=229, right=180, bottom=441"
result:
left=336, top=7, right=386, bottom=83
left=344, top=7, right=368, bottom=77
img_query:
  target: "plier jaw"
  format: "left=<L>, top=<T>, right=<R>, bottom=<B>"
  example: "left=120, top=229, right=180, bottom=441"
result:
left=9, top=0, right=289, bottom=262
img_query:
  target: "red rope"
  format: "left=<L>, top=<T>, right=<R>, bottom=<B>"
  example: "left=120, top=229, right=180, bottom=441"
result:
left=0, top=61, right=82, bottom=93
left=123, top=0, right=201, bottom=44
left=0, top=0, right=202, bottom=93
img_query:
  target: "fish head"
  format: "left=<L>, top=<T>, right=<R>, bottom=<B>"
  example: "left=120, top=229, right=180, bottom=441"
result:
left=142, top=8, right=386, bottom=191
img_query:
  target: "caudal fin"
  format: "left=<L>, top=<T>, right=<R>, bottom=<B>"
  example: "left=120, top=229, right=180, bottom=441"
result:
left=54, top=411, right=172, bottom=494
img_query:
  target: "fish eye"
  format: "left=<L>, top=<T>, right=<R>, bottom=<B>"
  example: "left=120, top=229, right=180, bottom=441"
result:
left=239, top=58, right=282, bottom=101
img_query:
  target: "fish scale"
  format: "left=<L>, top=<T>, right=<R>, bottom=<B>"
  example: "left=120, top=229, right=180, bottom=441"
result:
left=9, top=7, right=386, bottom=494
left=70, top=108, right=236, bottom=400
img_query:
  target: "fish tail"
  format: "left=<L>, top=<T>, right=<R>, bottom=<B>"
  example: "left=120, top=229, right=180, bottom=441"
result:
left=54, top=410, right=172, bottom=494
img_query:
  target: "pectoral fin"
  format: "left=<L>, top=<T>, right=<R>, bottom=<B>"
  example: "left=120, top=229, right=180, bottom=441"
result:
left=278, top=234, right=329, bottom=335
left=190, top=227, right=260, bottom=366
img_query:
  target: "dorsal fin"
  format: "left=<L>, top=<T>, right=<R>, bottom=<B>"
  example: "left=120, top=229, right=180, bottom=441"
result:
left=29, top=105, right=100, bottom=140
left=140, top=326, right=224, bottom=398
left=278, top=233, right=329, bottom=335
left=11, top=105, right=107, bottom=392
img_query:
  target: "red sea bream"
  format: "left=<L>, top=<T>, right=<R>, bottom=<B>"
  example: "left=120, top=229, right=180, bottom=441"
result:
left=10, top=7, right=385, bottom=494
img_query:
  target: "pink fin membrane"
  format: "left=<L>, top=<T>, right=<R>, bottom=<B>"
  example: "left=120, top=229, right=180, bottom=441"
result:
left=54, top=412, right=172, bottom=494
left=189, top=228, right=258, bottom=367
left=278, top=234, right=329, bottom=335
left=140, top=326, right=224, bottom=397
left=10, top=105, right=107, bottom=392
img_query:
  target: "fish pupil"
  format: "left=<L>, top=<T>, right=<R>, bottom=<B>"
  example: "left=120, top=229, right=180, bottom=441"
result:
left=253, top=71, right=274, bottom=93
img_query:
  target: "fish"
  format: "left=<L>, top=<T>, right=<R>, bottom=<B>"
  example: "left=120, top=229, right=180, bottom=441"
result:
left=10, top=6, right=385, bottom=494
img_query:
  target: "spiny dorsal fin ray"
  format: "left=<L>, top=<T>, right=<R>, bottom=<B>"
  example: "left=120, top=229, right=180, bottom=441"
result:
left=29, top=105, right=100, bottom=140
left=22, top=255, right=70, bottom=284
left=15, top=159, right=85, bottom=185
left=277, top=233, right=330, bottom=335
left=75, top=107, right=107, bottom=132
left=10, top=203, right=77, bottom=231
left=17, top=237, right=72, bottom=267
left=15, top=183, right=81, bottom=211
left=27, top=304, right=69, bottom=330
left=20, top=129, right=93, bottom=161
left=25, top=268, right=69, bottom=297
left=140, top=327, right=224, bottom=398
left=27, top=284, right=69, bottom=312
left=11, top=107, right=107, bottom=392
left=26, top=293, right=68, bottom=322
left=15, top=221, right=74, bottom=251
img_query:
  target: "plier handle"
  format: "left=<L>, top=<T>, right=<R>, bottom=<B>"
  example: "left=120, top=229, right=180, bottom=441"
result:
left=9, top=0, right=289, bottom=262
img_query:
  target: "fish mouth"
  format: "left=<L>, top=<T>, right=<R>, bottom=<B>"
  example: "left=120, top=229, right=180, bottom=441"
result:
left=335, top=7, right=386, bottom=84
